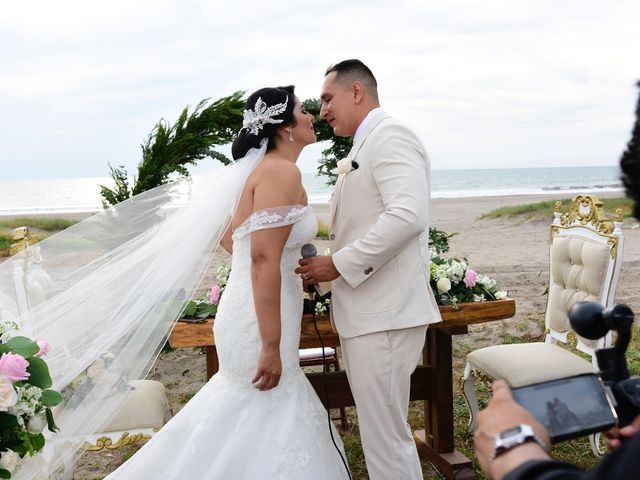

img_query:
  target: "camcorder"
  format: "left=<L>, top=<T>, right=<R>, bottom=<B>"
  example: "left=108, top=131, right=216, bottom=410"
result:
left=511, top=301, right=640, bottom=443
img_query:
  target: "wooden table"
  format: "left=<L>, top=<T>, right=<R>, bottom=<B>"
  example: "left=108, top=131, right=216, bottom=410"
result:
left=169, top=299, right=515, bottom=480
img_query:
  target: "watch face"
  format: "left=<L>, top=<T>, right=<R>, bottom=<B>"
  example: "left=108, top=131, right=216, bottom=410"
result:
left=499, top=426, right=523, bottom=439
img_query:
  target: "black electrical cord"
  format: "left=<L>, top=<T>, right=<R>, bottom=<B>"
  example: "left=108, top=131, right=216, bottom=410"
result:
left=311, top=303, right=352, bottom=480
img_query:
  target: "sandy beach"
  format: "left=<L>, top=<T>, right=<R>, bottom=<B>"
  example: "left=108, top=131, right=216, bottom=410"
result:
left=2, top=193, right=639, bottom=478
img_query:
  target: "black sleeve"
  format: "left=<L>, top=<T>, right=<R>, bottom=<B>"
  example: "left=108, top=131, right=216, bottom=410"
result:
left=503, top=460, right=585, bottom=480
left=504, top=434, right=640, bottom=480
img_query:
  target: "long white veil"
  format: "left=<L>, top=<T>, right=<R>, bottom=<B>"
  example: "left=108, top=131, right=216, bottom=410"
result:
left=0, top=142, right=266, bottom=478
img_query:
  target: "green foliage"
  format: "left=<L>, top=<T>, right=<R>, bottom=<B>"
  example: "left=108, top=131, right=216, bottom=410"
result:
left=480, top=196, right=634, bottom=221
left=4, top=336, right=40, bottom=358
left=180, top=300, right=217, bottom=322
left=26, top=357, right=53, bottom=389
left=303, top=99, right=352, bottom=186
left=41, top=389, right=63, bottom=407
left=316, top=221, right=330, bottom=239
left=0, top=217, right=77, bottom=231
left=428, top=227, right=455, bottom=255
left=100, top=92, right=246, bottom=206
left=0, top=234, right=12, bottom=255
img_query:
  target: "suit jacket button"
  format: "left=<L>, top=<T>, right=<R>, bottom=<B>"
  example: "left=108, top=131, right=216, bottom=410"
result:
left=329, top=234, right=335, bottom=240
left=364, top=267, right=373, bottom=274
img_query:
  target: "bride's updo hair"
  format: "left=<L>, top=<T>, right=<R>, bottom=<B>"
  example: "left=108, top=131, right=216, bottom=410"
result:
left=232, top=85, right=297, bottom=160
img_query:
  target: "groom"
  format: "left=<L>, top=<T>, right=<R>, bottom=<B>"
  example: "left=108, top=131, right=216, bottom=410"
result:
left=296, top=59, right=442, bottom=479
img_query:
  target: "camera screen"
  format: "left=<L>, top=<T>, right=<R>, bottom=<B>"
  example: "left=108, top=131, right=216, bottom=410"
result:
left=512, top=373, right=617, bottom=442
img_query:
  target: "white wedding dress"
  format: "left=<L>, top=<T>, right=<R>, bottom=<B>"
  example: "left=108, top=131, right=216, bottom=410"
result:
left=105, top=205, right=349, bottom=479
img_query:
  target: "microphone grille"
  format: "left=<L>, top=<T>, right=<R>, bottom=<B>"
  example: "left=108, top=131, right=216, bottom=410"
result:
left=300, top=243, right=317, bottom=258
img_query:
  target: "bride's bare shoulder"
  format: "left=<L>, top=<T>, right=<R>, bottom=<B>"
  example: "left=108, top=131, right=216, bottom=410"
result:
left=252, top=157, right=301, bottom=187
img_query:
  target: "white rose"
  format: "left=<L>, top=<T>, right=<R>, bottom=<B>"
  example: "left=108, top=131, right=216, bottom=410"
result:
left=0, top=449, right=19, bottom=473
left=495, top=290, right=508, bottom=300
left=87, top=362, right=105, bottom=381
left=335, top=157, right=354, bottom=174
left=0, top=376, right=17, bottom=411
left=27, top=413, right=47, bottom=434
left=436, top=277, right=451, bottom=294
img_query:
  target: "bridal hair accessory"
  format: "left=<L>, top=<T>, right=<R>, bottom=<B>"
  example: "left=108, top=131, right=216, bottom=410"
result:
left=242, top=96, right=289, bottom=135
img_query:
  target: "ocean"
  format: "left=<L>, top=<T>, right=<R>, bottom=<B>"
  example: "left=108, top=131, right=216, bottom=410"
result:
left=0, top=165, right=623, bottom=216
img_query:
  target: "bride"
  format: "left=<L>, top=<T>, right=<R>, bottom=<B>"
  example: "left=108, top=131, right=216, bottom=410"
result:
left=1, top=87, right=349, bottom=479
left=103, top=86, right=349, bottom=478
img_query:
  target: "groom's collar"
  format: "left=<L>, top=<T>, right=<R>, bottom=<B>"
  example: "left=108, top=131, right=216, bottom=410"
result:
left=353, top=107, right=384, bottom=143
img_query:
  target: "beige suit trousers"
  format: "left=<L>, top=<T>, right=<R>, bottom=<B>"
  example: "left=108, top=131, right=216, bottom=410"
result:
left=340, top=325, right=427, bottom=480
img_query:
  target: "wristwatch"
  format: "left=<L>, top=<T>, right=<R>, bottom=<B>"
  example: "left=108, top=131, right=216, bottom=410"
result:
left=490, top=424, right=549, bottom=462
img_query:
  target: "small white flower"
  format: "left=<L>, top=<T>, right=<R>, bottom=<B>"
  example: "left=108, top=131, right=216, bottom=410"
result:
left=87, top=362, right=105, bottom=381
left=495, top=290, right=508, bottom=300
left=477, top=274, right=497, bottom=290
left=336, top=157, right=354, bottom=174
left=0, top=449, right=19, bottom=473
left=436, top=277, right=451, bottom=294
left=473, top=294, right=486, bottom=303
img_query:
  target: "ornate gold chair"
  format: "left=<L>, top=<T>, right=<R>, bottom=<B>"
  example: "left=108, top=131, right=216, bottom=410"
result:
left=462, top=196, right=625, bottom=454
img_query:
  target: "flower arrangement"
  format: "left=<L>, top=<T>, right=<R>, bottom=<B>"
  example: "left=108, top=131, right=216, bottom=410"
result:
left=180, top=264, right=231, bottom=322
left=430, top=256, right=507, bottom=307
left=0, top=310, right=62, bottom=478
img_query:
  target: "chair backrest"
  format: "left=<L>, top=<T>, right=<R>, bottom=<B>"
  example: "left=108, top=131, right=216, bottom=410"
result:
left=10, top=227, right=55, bottom=336
left=544, top=195, right=625, bottom=365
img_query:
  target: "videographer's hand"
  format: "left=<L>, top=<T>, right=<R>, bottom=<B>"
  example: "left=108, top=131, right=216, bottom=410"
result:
left=605, top=414, right=640, bottom=451
left=475, top=380, right=552, bottom=480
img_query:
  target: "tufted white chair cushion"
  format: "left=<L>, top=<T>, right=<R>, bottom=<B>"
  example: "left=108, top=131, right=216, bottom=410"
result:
left=547, top=236, right=609, bottom=348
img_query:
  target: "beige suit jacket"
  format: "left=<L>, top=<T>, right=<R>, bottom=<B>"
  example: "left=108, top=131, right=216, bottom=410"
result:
left=329, top=111, right=442, bottom=338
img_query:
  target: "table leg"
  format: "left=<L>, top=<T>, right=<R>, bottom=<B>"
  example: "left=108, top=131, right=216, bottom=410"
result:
left=414, top=326, right=475, bottom=479
left=205, top=345, right=219, bottom=380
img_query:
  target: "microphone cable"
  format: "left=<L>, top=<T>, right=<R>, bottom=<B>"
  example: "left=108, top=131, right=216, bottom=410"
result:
left=302, top=243, right=351, bottom=479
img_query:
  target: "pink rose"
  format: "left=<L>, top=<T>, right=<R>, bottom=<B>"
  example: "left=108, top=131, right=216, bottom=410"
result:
left=464, top=268, right=478, bottom=288
left=210, top=285, right=221, bottom=304
left=34, top=338, right=51, bottom=358
left=0, top=353, right=30, bottom=382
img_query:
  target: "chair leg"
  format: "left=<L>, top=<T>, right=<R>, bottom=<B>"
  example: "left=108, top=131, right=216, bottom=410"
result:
left=332, top=356, right=348, bottom=429
left=589, top=432, right=604, bottom=457
left=462, top=361, right=481, bottom=433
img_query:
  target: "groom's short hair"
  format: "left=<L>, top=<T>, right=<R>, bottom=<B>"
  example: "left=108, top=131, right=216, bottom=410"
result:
left=326, top=59, right=379, bottom=102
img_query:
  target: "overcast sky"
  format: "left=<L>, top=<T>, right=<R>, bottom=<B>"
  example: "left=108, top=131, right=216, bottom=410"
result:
left=1, top=0, right=638, bottom=180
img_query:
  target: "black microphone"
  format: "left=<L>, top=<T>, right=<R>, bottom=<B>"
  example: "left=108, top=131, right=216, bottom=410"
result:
left=300, top=244, right=318, bottom=296
left=301, top=243, right=317, bottom=259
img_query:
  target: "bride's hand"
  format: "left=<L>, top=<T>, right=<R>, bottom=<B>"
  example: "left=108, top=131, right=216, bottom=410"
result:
left=252, top=345, right=282, bottom=391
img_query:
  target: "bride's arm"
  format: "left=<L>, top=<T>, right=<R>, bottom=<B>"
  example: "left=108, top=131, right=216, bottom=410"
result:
left=220, top=224, right=233, bottom=254
left=250, top=161, right=303, bottom=391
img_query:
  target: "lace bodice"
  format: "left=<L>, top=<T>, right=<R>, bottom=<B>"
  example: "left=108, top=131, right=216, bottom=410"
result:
left=216, top=205, right=317, bottom=384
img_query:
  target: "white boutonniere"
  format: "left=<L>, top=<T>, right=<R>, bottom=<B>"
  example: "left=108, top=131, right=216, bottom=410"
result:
left=335, top=157, right=359, bottom=175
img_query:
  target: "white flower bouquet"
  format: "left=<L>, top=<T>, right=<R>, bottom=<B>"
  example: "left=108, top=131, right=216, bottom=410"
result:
left=0, top=311, right=62, bottom=478
left=430, top=256, right=507, bottom=307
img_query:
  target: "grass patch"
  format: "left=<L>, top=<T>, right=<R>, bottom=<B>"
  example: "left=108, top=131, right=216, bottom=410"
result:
left=479, top=197, right=633, bottom=221
left=317, top=221, right=330, bottom=239
left=0, top=234, right=12, bottom=254
left=0, top=217, right=78, bottom=231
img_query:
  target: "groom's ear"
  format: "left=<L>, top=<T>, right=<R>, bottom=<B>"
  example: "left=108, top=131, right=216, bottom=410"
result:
left=351, top=81, right=365, bottom=104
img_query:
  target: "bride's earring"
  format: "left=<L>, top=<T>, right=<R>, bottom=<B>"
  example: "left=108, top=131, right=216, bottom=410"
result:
left=288, top=129, right=294, bottom=142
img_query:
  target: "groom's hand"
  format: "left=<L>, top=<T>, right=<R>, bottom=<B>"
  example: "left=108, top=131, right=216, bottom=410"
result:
left=296, top=255, right=340, bottom=284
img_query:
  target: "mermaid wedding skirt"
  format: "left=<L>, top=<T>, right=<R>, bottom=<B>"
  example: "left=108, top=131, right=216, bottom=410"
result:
left=105, top=205, right=348, bottom=479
